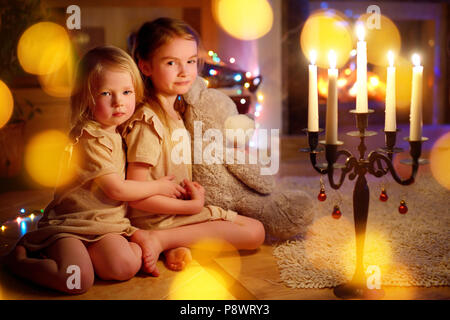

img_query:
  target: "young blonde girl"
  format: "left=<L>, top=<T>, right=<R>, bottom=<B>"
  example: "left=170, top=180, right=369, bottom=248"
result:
left=124, top=18, right=265, bottom=276
left=5, top=46, right=185, bottom=294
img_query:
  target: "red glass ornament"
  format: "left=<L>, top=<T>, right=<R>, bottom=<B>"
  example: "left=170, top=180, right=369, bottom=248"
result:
left=332, top=205, right=342, bottom=219
left=318, top=187, right=327, bottom=201
left=379, top=188, right=388, bottom=202
left=398, top=200, right=408, bottom=214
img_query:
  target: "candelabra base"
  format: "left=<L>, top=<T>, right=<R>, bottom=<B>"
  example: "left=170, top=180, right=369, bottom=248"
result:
left=333, top=282, right=385, bottom=300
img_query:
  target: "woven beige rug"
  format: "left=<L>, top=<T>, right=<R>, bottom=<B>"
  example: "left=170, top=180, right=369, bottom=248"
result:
left=273, top=173, right=450, bottom=288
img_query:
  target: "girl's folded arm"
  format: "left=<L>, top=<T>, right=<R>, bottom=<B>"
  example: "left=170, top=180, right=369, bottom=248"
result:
left=95, top=173, right=161, bottom=201
left=126, top=161, right=202, bottom=215
left=128, top=195, right=203, bottom=216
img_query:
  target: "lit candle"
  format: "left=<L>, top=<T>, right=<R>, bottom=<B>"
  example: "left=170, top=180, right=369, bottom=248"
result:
left=410, top=53, right=423, bottom=141
left=308, top=50, right=319, bottom=132
left=325, top=50, right=338, bottom=144
left=385, top=51, right=396, bottom=131
left=356, top=23, right=368, bottom=113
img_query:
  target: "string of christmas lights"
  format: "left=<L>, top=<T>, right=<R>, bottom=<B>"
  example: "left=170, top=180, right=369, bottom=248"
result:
left=0, top=208, right=44, bottom=235
left=202, top=50, right=264, bottom=124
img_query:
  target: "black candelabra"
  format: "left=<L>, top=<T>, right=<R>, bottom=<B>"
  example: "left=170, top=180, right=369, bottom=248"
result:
left=301, top=109, right=428, bottom=299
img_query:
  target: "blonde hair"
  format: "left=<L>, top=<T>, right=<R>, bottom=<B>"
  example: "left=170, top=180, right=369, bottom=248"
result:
left=132, top=17, right=203, bottom=124
left=70, top=45, right=144, bottom=129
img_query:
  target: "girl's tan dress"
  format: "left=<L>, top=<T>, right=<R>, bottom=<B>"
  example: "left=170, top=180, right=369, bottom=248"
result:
left=123, top=104, right=237, bottom=230
left=22, top=121, right=137, bottom=252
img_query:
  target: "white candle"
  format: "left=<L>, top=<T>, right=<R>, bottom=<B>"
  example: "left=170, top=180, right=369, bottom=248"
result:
left=385, top=51, right=396, bottom=131
left=325, top=50, right=338, bottom=144
left=356, top=24, right=368, bottom=113
left=410, top=53, right=423, bottom=141
left=308, top=50, right=319, bottom=132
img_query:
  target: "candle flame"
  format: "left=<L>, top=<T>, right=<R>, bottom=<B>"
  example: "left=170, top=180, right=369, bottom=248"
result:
left=387, top=51, right=394, bottom=67
left=328, top=50, right=337, bottom=69
left=310, top=50, right=317, bottom=65
left=412, top=53, right=421, bottom=67
left=356, top=23, right=365, bottom=41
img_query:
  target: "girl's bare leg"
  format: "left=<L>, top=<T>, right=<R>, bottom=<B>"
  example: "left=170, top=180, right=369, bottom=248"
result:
left=4, top=237, right=95, bottom=294
left=131, top=215, right=265, bottom=275
left=87, top=233, right=142, bottom=281
left=164, top=247, right=192, bottom=271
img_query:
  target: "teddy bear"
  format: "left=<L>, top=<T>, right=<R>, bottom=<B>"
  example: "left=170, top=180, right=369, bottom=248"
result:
left=182, top=76, right=315, bottom=240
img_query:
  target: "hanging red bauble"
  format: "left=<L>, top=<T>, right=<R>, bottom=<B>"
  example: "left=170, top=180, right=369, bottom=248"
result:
left=318, top=187, right=327, bottom=201
left=398, top=200, right=408, bottom=214
left=332, top=205, right=342, bottom=219
left=379, top=188, right=388, bottom=202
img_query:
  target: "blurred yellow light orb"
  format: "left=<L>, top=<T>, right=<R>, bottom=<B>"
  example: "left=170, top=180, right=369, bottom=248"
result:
left=17, top=22, right=71, bottom=75
left=38, top=46, right=77, bottom=97
left=300, top=10, right=353, bottom=68
left=213, top=0, right=273, bottom=40
left=356, top=14, right=401, bottom=66
left=374, top=55, right=412, bottom=110
left=0, top=80, right=14, bottom=128
left=430, top=132, right=450, bottom=190
left=169, top=264, right=234, bottom=300
left=24, top=130, right=76, bottom=187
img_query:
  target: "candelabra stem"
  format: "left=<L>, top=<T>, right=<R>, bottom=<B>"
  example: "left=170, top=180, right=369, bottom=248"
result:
left=352, top=173, right=369, bottom=284
left=334, top=172, right=373, bottom=299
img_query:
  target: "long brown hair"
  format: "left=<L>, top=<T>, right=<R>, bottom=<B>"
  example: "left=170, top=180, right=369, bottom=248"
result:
left=132, top=17, right=203, bottom=122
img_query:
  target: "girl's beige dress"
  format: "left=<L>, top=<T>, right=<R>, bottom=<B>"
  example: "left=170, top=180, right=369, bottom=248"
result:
left=123, top=104, right=237, bottom=230
left=22, top=121, right=137, bottom=252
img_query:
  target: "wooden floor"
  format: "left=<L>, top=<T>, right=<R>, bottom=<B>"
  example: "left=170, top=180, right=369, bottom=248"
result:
left=1, top=127, right=449, bottom=300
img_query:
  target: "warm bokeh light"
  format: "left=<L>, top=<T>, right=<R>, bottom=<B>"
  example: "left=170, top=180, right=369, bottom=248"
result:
left=0, top=80, right=14, bottom=128
left=318, top=77, right=328, bottom=96
left=17, top=22, right=71, bottom=75
left=304, top=215, right=392, bottom=285
left=369, top=75, right=380, bottom=87
left=24, top=130, right=77, bottom=187
left=337, top=78, right=347, bottom=88
left=38, top=45, right=77, bottom=97
left=374, top=55, right=412, bottom=109
left=356, top=14, right=401, bottom=66
left=340, top=230, right=392, bottom=286
left=430, top=132, right=450, bottom=190
left=300, top=10, right=353, bottom=69
left=168, top=264, right=234, bottom=300
left=169, top=238, right=241, bottom=299
left=213, top=0, right=273, bottom=40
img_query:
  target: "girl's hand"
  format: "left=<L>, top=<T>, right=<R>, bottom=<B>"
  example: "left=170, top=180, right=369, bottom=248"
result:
left=184, top=179, right=205, bottom=206
left=157, top=175, right=187, bottom=198
left=192, top=181, right=205, bottom=197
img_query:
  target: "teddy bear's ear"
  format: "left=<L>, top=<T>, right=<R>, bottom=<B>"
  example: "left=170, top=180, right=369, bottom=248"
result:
left=184, top=76, right=207, bottom=105
left=224, top=114, right=255, bottom=148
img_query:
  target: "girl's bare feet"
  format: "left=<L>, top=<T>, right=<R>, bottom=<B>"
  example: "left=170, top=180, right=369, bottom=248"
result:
left=164, top=247, right=192, bottom=271
left=130, top=230, right=162, bottom=276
